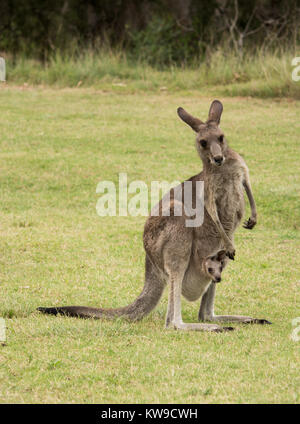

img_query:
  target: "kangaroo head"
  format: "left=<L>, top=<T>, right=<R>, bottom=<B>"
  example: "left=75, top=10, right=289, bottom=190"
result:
left=203, top=250, right=227, bottom=283
left=177, top=100, right=228, bottom=167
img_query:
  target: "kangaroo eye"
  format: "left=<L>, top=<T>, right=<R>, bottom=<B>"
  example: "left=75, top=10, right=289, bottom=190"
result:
left=208, top=268, right=213, bottom=273
left=219, top=135, right=224, bottom=143
left=200, top=139, right=207, bottom=148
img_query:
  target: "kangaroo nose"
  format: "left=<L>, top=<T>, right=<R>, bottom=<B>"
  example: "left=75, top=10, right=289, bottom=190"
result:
left=215, top=277, right=221, bottom=283
left=214, top=156, right=223, bottom=165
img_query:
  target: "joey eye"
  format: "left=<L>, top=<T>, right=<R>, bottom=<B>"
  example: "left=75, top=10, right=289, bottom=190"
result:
left=208, top=267, right=213, bottom=273
left=200, top=139, right=207, bottom=148
left=219, top=135, right=224, bottom=143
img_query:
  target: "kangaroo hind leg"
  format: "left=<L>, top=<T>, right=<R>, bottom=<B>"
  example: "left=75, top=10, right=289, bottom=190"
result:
left=162, top=225, right=233, bottom=332
left=198, top=283, right=271, bottom=325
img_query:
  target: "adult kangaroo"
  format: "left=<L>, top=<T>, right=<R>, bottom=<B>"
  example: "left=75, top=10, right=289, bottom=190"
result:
left=38, top=100, right=271, bottom=331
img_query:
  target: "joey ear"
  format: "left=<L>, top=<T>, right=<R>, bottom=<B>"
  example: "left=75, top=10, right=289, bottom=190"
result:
left=208, top=100, right=223, bottom=124
left=177, top=107, right=204, bottom=132
left=206, top=254, right=215, bottom=262
left=216, top=249, right=227, bottom=261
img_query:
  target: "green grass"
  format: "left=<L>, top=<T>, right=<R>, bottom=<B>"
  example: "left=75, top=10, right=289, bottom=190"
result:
left=4, top=48, right=300, bottom=98
left=0, top=86, right=299, bottom=403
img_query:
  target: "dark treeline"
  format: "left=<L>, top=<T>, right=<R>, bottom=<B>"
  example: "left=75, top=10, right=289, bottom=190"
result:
left=0, top=0, right=299, bottom=65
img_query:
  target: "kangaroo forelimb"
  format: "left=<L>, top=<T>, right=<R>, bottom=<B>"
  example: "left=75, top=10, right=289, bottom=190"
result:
left=243, top=177, right=257, bottom=230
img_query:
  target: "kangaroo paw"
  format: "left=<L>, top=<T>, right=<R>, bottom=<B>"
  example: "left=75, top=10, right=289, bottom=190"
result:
left=226, top=249, right=235, bottom=260
left=243, top=217, right=256, bottom=230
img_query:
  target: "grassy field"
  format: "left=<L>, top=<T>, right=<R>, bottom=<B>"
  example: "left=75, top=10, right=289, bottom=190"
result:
left=5, top=49, right=300, bottom=99
left=0, top=85, right=299, bottom=403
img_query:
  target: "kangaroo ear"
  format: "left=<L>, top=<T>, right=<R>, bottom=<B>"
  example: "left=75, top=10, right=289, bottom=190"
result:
left=177, top=107, right=204, bottom=132
left=216, top=249, right=226, bottom=261
left=208, top=100, right=223, bottom=124
left=206, top=254, right=215, bottom=262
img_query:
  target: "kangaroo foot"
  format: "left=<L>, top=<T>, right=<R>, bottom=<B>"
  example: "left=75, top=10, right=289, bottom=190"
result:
left=242, top=318, right=272, bottom=325
left=203, top=315, right=272, bottom=325
left=168, top=322, right=234, bottom=332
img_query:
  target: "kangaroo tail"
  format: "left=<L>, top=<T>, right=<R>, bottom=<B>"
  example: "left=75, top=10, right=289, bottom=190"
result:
left=37, top=256, right=165, bottom=321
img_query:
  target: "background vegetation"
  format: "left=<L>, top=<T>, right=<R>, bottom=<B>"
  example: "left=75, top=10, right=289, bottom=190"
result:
left=1, top=0, right=299, bottom=63
left=0, top=0, right=299, bottom=97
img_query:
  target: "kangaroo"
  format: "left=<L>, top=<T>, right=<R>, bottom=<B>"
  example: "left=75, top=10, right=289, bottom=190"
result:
left=38, top=100, right=271, bottom=331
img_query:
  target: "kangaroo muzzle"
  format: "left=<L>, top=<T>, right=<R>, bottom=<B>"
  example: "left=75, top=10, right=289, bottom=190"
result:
left=213, top=276, right=221, bottom=283
left=210, top=142, right=224, bottom=166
